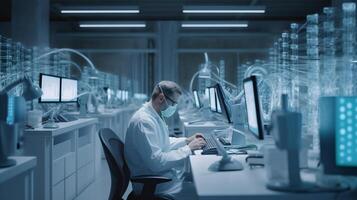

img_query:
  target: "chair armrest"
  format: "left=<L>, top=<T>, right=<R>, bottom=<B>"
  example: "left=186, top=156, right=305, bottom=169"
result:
left=131, top=175, right=172, bottom=185
left=131, top=175, right=172, bottom=200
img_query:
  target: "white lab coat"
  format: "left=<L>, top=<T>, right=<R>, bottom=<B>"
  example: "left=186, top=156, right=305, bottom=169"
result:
left=124, top=102, right=191, bottom=195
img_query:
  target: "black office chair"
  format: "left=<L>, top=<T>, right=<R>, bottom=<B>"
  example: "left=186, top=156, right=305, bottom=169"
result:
left=99, top=128, right=175, bottom=200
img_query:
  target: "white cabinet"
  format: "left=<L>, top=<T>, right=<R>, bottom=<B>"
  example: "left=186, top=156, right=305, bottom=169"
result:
left=0, top=157, right=36, bottom=200
left=23, top=118, right=98, bottom=200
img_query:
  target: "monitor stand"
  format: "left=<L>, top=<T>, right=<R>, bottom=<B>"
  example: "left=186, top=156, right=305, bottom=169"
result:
left=43, top=119, right=59, bottom=129
left=208, top=134, right=244, bottom=171
left=209, top=156, right=243, bottom=171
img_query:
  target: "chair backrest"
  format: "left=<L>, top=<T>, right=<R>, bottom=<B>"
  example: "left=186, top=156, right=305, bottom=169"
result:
left=99, top=128, right=130, bottom=200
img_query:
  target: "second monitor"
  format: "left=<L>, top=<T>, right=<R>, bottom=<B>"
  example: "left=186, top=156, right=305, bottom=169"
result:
left=243, top=76, right=264, bottom=140
left=61, top=77, right=78, bottom=103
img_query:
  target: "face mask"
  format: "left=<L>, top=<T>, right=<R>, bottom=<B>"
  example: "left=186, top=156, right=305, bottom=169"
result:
left=161, top=103, right=177, bottom=118
left=158, top=84, right=177, bottom=118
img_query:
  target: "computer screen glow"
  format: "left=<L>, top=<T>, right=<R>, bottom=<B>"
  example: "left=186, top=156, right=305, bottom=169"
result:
left=61, top=78, right=78, bottom=102
left=193, top=91, right=200, bottom=108
left=209, top=87, right=216, bottom=112
left=40, top=75, right=61, bottom=102
left=244, top=80, right=259, bottom=136
left=117, top=90, right=122, bottom=100
left=205, top=88, right=209, bottom=99
left=336, top=97, right=357, bottom=167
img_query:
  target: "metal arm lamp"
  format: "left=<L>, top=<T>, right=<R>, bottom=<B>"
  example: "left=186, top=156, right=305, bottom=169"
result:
left=189, top=52, right=239, bottom=100
left=31, top=48, right=98, bottom=76
left=189, top=53, right=220, bottom=93
left=0, top=75, right=43, bottom=167
left=6, top=48, right=99, bottom=81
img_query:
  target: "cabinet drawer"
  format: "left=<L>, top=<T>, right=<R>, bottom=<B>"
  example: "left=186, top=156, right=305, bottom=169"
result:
left=65, top=152, right=76, bottom=177
left=53, top=157, right=65, bottom=185
left=65, top=173, right=76, bottom=200
left=77, top=144, right=93, bottom=168
left=52, top=181, right=65, bottom=200
left=77, top=162, right=94, bottom=194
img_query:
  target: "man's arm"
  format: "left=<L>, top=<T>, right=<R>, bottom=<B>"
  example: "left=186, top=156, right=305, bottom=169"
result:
left=132, top=121, right=191, bottom=173
left=168, top=137, right=188, bottom=150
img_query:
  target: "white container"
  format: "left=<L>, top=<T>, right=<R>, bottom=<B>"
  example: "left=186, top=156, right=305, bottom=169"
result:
left=27, top=110, right=42, bottom=128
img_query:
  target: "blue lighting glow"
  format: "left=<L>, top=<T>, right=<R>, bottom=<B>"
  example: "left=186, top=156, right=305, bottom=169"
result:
left=6, top=96, right=15, bottom=125
left=336, top=97, right=357, bottom=167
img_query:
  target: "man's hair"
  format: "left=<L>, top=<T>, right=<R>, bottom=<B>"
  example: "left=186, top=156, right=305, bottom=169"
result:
left=151, top=81, right=182, bottom=100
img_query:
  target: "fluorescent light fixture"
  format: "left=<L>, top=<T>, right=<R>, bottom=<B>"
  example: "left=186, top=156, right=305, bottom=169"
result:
left=183, top=6, right=265, bottom=14
left=79, top=22, right=146, bottom=28
left=183, top=10, right=265, bottom=14
left=61, top=9, right=140, bottom=14
left=181, top=22, right=248, bottom=28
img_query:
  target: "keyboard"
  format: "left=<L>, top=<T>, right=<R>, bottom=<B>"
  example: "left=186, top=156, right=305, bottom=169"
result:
left=202, top=137, right=221, bottom=155
left=201, top=137, right=258, bottom=155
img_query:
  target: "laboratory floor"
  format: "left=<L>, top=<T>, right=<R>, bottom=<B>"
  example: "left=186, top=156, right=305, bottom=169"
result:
left=76, top=159, right=132, bottom=200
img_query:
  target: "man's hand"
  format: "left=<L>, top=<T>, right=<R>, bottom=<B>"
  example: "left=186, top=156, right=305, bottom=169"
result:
left=186, top=133, right=205, bottom=144
left=188, top=138, right=206, bottom=151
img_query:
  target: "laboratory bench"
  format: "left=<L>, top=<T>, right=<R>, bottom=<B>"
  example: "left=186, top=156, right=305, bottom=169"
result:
left=189, top=155, right=341, bottom=200
left=23, top=118, right=98, bottom=200
left=0, top=156, right=37, bottom=200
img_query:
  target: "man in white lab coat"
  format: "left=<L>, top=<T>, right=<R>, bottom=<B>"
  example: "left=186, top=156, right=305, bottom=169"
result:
left=125, top=81, right=206, bottom=199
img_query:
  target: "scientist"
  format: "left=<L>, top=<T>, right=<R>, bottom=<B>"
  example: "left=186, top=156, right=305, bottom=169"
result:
left=125, top=81, right=206, bottom=198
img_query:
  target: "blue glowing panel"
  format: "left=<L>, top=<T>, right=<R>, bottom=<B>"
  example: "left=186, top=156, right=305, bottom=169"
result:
left=6, top=96, right=15, bottom=125
left=336, top=97, right=357, bottom=167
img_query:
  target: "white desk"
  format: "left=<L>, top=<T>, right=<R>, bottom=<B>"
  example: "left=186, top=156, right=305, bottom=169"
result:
left=23, top=118, right=98, bottom=200
left=190, top=155, right=338, bottom=200
left=0, top=156, right=37, bottom=200
left=69, top=106, right=137, bottom=141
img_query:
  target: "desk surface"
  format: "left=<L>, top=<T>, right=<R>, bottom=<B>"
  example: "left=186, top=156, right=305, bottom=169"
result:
left=25, top=118, right=98, bottom=136
left=68, top=107, right=137, bottom=118
left=190, top=155, right=336, bottom=200
left=0, top=156, right=36, bottom=184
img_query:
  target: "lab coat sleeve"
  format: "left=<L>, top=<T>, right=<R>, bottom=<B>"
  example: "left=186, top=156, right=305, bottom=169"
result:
left=134, top=120, right=192, bottom=173
left=169, top=137, right=188, bottom=150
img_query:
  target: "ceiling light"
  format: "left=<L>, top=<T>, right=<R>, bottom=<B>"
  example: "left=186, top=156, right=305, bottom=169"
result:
left=182, top=6, right=265, bottom=14
left=79, top=23, right=146, bottom=28
left=61, top=10, right=140, bottom=14
left=181, top=23, right=248, bottom=28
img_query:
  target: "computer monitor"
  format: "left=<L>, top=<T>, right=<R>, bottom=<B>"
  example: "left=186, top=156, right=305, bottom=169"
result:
left=205, top=88, right=209, bottom=99
left=209, top=87, right=217, bottom=112
left=215, top=87, right=222, bottom=113
left=215, top=84, right=232, bottom=123
left=107, top=88, right=113, bottom=101
left=122, top=90, right=128, bottom=102
left=319, top=97, right=357, bottom=175
left=61, top=78, right=78, bottom=103
left=116, top=90, right=122, bottom=100
left=243, top=76, right=264, bottom=140
left=193, top=90, right=201, bottom=108
left=39, top=74, right=61, bottom=103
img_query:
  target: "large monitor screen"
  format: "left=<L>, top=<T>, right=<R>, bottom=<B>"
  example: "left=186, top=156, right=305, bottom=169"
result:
left=209, top=87, right=216, bottom=112
left=243, top=76, right=264, bottom=140
left=39, top=74, right=61, bottom=103
left=61, top=78, right=78, bottom=102
left=215, top=84, right=232, bottom=123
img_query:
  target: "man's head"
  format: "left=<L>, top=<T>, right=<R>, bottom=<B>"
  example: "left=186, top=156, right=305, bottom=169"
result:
left=151, top=81, right=182, bottom=117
